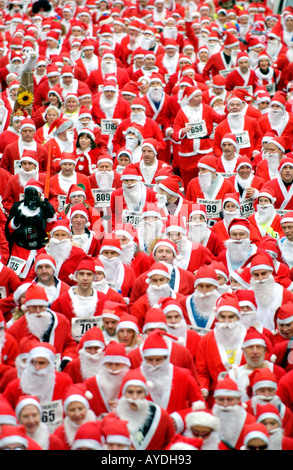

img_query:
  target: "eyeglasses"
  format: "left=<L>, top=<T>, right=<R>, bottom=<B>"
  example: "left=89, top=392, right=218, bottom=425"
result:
left=247, top=444, right=268, bottom=450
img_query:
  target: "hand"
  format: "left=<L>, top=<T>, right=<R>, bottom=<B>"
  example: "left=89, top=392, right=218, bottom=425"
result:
left=166, top=128, right=174, bottom=137
left=246, top=187, right=256, bottom=198
left=108, top=400, right=118, bottom=410
left=201, top=389, right=209, bottom=400
left=183, top=124, right=192, bottom=135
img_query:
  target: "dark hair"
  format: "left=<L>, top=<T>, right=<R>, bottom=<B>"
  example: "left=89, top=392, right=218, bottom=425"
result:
left=76, top=132, right=97, bottom=150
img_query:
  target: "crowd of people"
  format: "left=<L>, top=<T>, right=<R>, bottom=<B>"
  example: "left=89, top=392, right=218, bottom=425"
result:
left=0, top=0, right=292, bottom=452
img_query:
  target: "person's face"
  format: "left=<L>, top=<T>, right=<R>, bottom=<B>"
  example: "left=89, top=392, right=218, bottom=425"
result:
left=259, top=58, right=270, bottom=70
left=46, top=109, right=59, bottom=124
left=98, top=162, right=112, bottom=172
left=222, top=142, right=235, bottom=158
left=258, top=196, right=271, bottom=206
left=62, top=75, right=73, bottom=87
left=217, top=311, right=239, bottom=323
left=85, top=345, right=102, bottom=355
left=76, top=269, right=95, bottom=290
left=255, top=386, right=276, bottom=398
left=150, top=274, right=169, bottom=286
left=125, top=385, right=147, bottom=409
left=102, top=317, right=118, bottom=336
left=286, top=17, right=293, bottom=31
left=79, top=96, right=92, bottom=108
left=190, top=213, right=205, bottom=223
left=48, top=93, right=59, bottom=106
left=251, top=269, right=271, bottom=282
left=60, top=162, right=75, bottom=176
left=167, top=231, right=183, bottom=243
left=144, top=56, right=155, bottom=69
left=281, top=165, right=293, bottom=183
left=13, top=118, right=22, bottom=132
left=52, top=230, right=70, bottom=241
left=244, top=344, right=266, bottom=367
left=117, top=328, right=135, bottom=346
left=191, top=425, right=213, bottom=440
left=261, top=418, right=280, bottom=434
left=70, top=194, right=85, bottom=205
left=104, top=90, right=115, bottom=100
left=258, top=100, right=270, bottom=111
left=30, top=356, right=50, bottom=370
left=117, top=155, right=130, bottom=166
left=19, top=405, right=40, bottom=434
left=154, top=246, right=174, bottom=264
left=246, top=437, right=268, bottom=450
left=46, top=39, right=58, bottom=49
left=229, top=229, right=249, bottom=241
left=21, top=160, right=37, bottom=172
left=166, top=47, right=177, bottom=57
left=282, top=222, right=293, bottom=241
left=27, top=305, right=47, bottom=317
left=36, top=64, right=46, bottom=75
left=189, top=93, right=202, bottom=107
left=238, top=165, right=252, bottom=179
left=66, top=97, right=79, bottom=112
left=21, top=127, right=35, bottom=142
left=144, top=355, right=166, bottom=367
left=224, top=201, right=238, bottom=212
left=104, top=362, right=125, bottom=372
left=78, top=134, right=92, bottom=149
left=67, top=401, right=87, bottom=425
left=214, top=395, right=240, bottom=407
left=49, top=74, right=60, bottom=85
left=199, top=50, right=209, bottom=62
left=101, top=249, right=119, bottom=259
left=196, top=283, right=216, bottom=294
left=228, top=100, right=243, bottom=114
left=36, top=264, right=55, bottom=284
left=165, top=310, right=181, bottom=324
left=142, top=146, right=156, bottom=165
left=278, top=320, right=293, bottom=340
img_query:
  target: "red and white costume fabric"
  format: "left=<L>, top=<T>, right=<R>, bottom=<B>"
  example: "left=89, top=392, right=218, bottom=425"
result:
left=86, top=65, right=130, bottom=95
left=0, top=329, right=19, bottom=381
left=262, top=172, right=293, bottom=211
left=258, top=109, right=293, bottom=152
left=225, top=62, right=257, bottom=94
left=133, top=158, right=173, bottom=186
left=186, top=172, right=234, bottom=205
left=0, top=126, right=19, bottom=155
left=50, top=169, right=95, bottom=213
left=0, top=137, right=48, bottom=175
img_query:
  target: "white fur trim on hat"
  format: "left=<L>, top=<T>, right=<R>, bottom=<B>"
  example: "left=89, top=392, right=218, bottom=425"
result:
left=186, top=411, right=220, bottom=431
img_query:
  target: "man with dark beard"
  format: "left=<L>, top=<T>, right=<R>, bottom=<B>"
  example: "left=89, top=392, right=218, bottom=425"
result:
left=3, top=341, right=73, bottom=415
left=130, top=262, right=182, bottom=332
left=115, top=368, right=175, bottom=450
left=83, top=341, right=130, bottom=418
left=179, top=265, right=221, bottom=334
left=7, top=284, right=78, bottom=371
left=63, top=326, right=106, bottom=384
left=248, top=252, right=293, bottom=331
left=196, top=293, right=247, bottom=407
left=137, top=329, right=203, bottom=414
left=217, top=218, right=258, bottom=274
left=212, top=376, right=256, bottom=450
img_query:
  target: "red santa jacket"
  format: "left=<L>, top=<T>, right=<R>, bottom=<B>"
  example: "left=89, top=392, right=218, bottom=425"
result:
left=262, top=176, right=293, bottom=210
left=86, top=67, right=130, bottom=96
left=258, top=111, right=293, bottom=151
left=225, top=67, right=258, bottom=93
left=0, top=140, right=48, bottom=174
left=186, top=174, right=234, bottom=206
left=51, top=288, right=107, bottom=323
left=50, top=171, right=95, bottom=210
left=247, top=211, right=285, bottom=240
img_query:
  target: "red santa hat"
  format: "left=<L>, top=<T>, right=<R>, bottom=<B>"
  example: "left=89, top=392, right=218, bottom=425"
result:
left=141, top=329, right=178, bottom=358
left=20, top=118, right=36, bottom=131
left=102, top=341, right=131, bottom=367
left=185, top=402, right=220, bottom=431
left=131, top=97, right=147, bottom=112
left=248, top=368, right=277, bottom=396
left=20, top=149, right=38, bottom=166
left=228, top=217, right=250, bottom=235
left=50, top=219, right=72, bottom=236
left=66, top=184, right=86, bottom=203
left=210, top=261, right=229, bottom=283
left=276, top=301, right=293, bottom=326
left=146, top=262, right=172, bottom=282
left=189, top=204, right=207, bottom=221
left=160, top=297, right=183, bottom=318
left=27, top=341, right=56, bottom=365
left=242, top=326, right=270, bottom=350
left=100, top=237, right=122, bottom=255
left=214, top=376, right=242, bottom=398
left=280, top=211, right=293, bottom=225
left=267, top=22, right=282, bottom=41
left=101, top=301, right=128, bottom=321
left=117, top=147, right=133, bottom=163
left=49, top=118, right=73, bottom=136
left=152, top=239, right=178, bottom=259
left=278, top=157, right=293, bottom=173
left=220, top=133, right=237, bottom=149
left=242, top=423, right=270, bottom=449
left=229, top=266, right=252, bottom=289
left=121, top=163, right=142, bottom=181
left=0, top=400, right=17, bottom=426
left=63, top=383, right=93, bottom=413
left=236, top=155, right=252, bottom=171
left=197, top=154, right=218, bottom=172
left=0, top=425, right=28, bottom=450
left=223, top=192, right=240, bottom=209
left=181, top=85, right=202, bottom=104
left=257, top=187, right=276, bottom=204
left=194, top=265, right=219, bottom=288
left=235, top=289, right=257, bottom=311
left=141, top=138, right=158, bottom=156
left=46, top=30, right=59, bottom=44
left=120, top=368, right=151, bottom=396
left=69, top=202, right=90, bottom=224
left=249, top=251, right=275, bottom=274
left=75, top=256, right=96, bottom=275
left=78, top=106, right=92, bottom=120
left=223, top=31, right=240, bottom=48
left=78, top=326, right=105, bottom=351
left=116, top=314, right=139, bottom=335
left=46, top=64, right=61, bottom=78
left=121, top=81, right=139, bottom=98
left=102, top=416, right=131, bottom=448
left=142, top=307, right=168, bottom=333
left=24, top=178, right=44, bottom=195
left=97, top=154, right=113, bottom=166
left=215, top=292, right=241, bottom=318
left=157, top=175, right=183, bottom=197
left=24, top=284, right=49, bottom=307
left=34, top=253, right=57, bottom=274
left=212, top=74, right=226, bottom=89
left=71, top=422, right=104, bottom=450
left=255, top=403, right=282, bottom=427
left=102, top=79, right=117, bottom=92
left=114, top=223, right=137, bottom=243
left=15, top=395, right=43, bottom=422
left=165, top=215, right=187, bottom=235
left=270, top=91, right=287, bottom=110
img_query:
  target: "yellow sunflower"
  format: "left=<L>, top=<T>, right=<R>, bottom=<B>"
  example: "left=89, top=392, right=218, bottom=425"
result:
left=17, top=90, right=34, bottom=107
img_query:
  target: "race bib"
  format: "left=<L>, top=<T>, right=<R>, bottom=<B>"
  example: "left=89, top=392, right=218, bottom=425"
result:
left=218, top=172, right=237, bottom=179
left=14, top=159, right=21, bottom=175
left=234, top=85, right=253, bottom=95
left=164, top=73, right=170, bottom=83
left=186, top=120, right=208, bottom=139
left=276, top=209, right=291, bottom=217
left=100, top=119, right=119, bottom=135
left=266, top=83, right=276, bottom=96
left=57, top=194, right=66, bottom=213
left=122, top=209, right=142, bottom=228
left=92, top=188, right=113, bottom=208
left=41, top=400, right=63, bottom=433
left=240, top=197, right=255, bottom=218
left=189, top=326, right=210, bottom=337
left=198, top=198, right=222, bottom=219
left=71, top=317, right=103, bottom=342
left=219, top=68, right=235, bottom=78
left=235, top=130, right=250, bottom=149
left=7, top=256, right=26, bottom=275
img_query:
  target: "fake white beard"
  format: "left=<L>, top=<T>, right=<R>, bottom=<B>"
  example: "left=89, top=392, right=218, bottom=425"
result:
left=187, top=222, right=208, bottom=244
left=239, top=310, right=258, bottom=329
left=147, top=283, right=172, bottom=307
left=46, top=238, right=72, bottom=268
left=251, top=274, right=275, bottom=306
left=267, top=428, right=283, bottom=450
left=141, top=36, right=155, bottom=50
left=182, top=103, right=202, bottom=122
left=75, top=121, right=95, bottom=133
left=166, top=318, right=187, bottom=339
left=71, top=50, right=81, bottom=61
left=79, top=347, right=104, bottom=381
left=101, top=60, right=117, bottom=75
left=125, top=135, right=139, bottom=151
left=223, top=209, right=241, bottom=226
left=122, top=181, right=142, bottom=210
left=18, top=168, right=38, bottom=188
left=20, top=360, right=56, bottom=403
left=208, top=43, right=221, bottom=56
left=0, top=329, right=5, bottom=355
left=255, top=204, right=275, bottom=225
left=25, top=310, right=52, bottom=340
left=163, top=27, right=177, bottom=39
left=213, top=105, right=226, bottom=115
left=99, top=92, right=118, bottom=119
left=72, top=232, right=90, bottom=254
left=115, top=164, right=125, bottom=174
left=95, top=170, right=114, bottom=190
left=148, top=86, right=163, bottom=102
left=98, top=254, right=122, bottom=285
left=137, top=219, right=163, bottom=250
left=120, top=240, right=136, bottom=265
left=248, top=50, right=259, bottom=69
left=163, top=52, right=179, bottom=74
left=117, top=396, right=151, bottom=436
left=239, top=23, right=251, bottom=39
left=192, top=289, right=219, bottom=318
left=250, top=394, right=281, bottom=408
left=212, top=404, right=247, bottom=445
left=27, top=421, right=50, bottom=450
left=266, top=152, right=280, bottom=175
left=228, top=111, right=244, bottom=133
left=141, top=359, right=172, bottom=405
left=214, top=320, right=245, bottom=349
left=92, top=278, right=108, bottom=293
left=225, top=238, right=251, bottom=264
left=63, top=409, right=97, bottom=447
left=130, top=111, right=146, bottom=126
left=156, top=193, right=168, bottom=209
left=15, top=355, right=27, bottom=378
left=235, top=173, right=254, bottom=190
left=266, top=40, right=279, bottom=58
left=280, top=239, right=293, bottom=266
left=96, top=365, right=129, bottom=404
left=268, top=108, right=285, bottom=125
left=198, top=172, right=212, bottom=194
left=37, top=282, right=57, bottom=306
